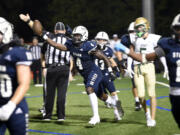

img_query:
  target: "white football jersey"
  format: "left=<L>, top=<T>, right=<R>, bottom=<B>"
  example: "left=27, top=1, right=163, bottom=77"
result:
left=131, top=33, right=161, bottom=65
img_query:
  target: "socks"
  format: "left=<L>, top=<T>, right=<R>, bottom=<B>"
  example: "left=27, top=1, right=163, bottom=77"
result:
left=88, top=93, right=99, bottom=117
left=135, top=97, right=140, bottom=102
left=105, top=95, right=112, bottom=104
left=111, top=95, right=118, bottom=101
left=111, top=95, right=119, bottom=108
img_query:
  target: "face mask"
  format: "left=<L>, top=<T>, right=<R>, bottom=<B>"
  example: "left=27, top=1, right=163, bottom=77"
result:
left=136, top=31, right=145, bottom=38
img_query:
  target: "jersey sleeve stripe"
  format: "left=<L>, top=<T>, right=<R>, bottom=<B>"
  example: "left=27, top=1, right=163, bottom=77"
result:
left=16, top=61, right=32, bottom=66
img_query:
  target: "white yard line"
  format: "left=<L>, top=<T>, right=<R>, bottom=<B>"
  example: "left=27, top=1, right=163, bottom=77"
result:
left=156, top=81, right=169, bottom=88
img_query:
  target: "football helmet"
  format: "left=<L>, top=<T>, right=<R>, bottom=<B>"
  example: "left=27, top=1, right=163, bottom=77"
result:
left=72, top=26, right=88, bottom=45
left=0, top=17, right=13, bottom=44
left=134, top=17, right=150, bottom=37
left=95, top=31, right=109, bottom=50
left=171, top=13, right=180, bottom=42
left=128, top=22, right=135, bottom=33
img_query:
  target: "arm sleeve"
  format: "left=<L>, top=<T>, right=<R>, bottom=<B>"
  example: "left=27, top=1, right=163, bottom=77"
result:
left=154, top=46, right=165, bottom=58
left=160, top=56, right=168, bottom=70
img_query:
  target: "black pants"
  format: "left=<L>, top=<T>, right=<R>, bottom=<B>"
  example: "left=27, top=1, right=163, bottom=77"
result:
left=44, top=65, right=69, bottom=119
left=169, top=94, right=180, bottom=128
left=31, top=59, right=42, bottom=84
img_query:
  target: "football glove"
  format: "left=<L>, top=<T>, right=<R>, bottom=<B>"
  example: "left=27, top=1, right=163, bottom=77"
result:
left=163, top=69, right=169, bottom=80
left=109, top=72, right=116, bottom=81
left=124, top=68, right=134, bottom=78
left=42, top=31, right=49, bottom=40
left=113, top=66, right=120, bottom=77
left=0, top=101, right=16, bottom=121
left=108, top=67, right=116, bottom=81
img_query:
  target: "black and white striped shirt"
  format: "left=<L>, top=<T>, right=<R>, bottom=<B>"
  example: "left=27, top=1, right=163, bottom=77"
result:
left=29, top=45, right=41, bottom=60
left=42, top=33, right=70, bottom=66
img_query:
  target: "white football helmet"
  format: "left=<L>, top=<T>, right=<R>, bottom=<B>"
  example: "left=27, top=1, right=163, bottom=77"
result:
left=72, top=26, right=88, bottom=44
left=95, top=31, right=109, bottom=41
left=171, top=13, right=180, bottom=28
left=95, top=31, right=109, bottom=49
left=171, top=14, right=180, bottom=42
left=0, top=17, right=13, bottom=44
left=128, top=22, right=135, bottom=32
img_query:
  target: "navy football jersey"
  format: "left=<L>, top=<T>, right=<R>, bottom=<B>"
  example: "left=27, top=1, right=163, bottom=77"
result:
left=158, top=37, right=180, bottom=87
left=95, top=46, right=113, bottom=74
left=121, top=34, right=131, bottom=48
left=0, top=46, right=32, bottom=105
left=65, top=40, right=100, bottom=78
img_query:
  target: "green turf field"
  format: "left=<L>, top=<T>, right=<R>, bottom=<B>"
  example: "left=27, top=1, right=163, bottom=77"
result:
left=6, top=74, right=180, bottom=135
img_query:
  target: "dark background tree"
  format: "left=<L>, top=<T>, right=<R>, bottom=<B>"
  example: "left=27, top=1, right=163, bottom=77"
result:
left=0, top=0, right=179, bottom=41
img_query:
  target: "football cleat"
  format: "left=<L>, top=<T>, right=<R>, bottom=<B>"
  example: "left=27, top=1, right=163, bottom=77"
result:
left=116, top=100, right=124, bottom=117
left=88, top=116, right=100, bottom=125
left=135, top=102, right=142, bottom=111
left=104, top=102, right=112, bottom=108
left=147, top=119, right=156, bottom=127
left=57, top=119, right=65, bottom=122
left=42, top=117, right=51, bottom=121
left=38, top=108, right=45, bottom=114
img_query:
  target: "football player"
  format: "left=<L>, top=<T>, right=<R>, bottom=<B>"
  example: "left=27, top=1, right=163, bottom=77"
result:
left=115, top=22, right=142, bottom=111
left=19, top=14, right=116, bottom=125
left=0, top=17, right=32, bottom=135
left=116, top=17, right=168, bottom=127
left=94, top=31, right=124, bottom=120
left=114, top=14, right=180, bottom=128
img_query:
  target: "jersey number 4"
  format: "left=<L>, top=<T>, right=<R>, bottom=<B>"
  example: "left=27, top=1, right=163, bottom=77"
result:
left=0, top=74, right=12, bottom=98
left=76, top=58, right=83, bottom=70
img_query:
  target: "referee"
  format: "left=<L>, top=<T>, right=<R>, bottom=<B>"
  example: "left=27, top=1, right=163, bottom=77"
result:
left=29, top=36, right=42, bottom=85
left=41, top=22, right=70, bottom=121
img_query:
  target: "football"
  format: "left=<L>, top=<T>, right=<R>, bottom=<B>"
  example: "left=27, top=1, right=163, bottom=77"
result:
left=32, top=20, right=43, bottom=36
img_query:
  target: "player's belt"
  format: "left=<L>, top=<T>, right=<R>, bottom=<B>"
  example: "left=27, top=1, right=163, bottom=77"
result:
left=134, top=61, right=153, bottom=66
left=134, top=62, right=154, bottom=76
left=46, top=63, right=67, bottom=68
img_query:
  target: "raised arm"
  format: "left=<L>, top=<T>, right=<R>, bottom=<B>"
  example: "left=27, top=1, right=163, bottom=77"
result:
left=19, top=13, right=67, bottom=51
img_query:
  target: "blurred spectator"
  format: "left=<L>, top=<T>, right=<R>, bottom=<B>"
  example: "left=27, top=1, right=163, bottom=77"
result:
left=29, top=36, right=42, bottom=86
left=110, top=34, right=121, bottom=57
left=19, top=37, right=30, bottom=49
